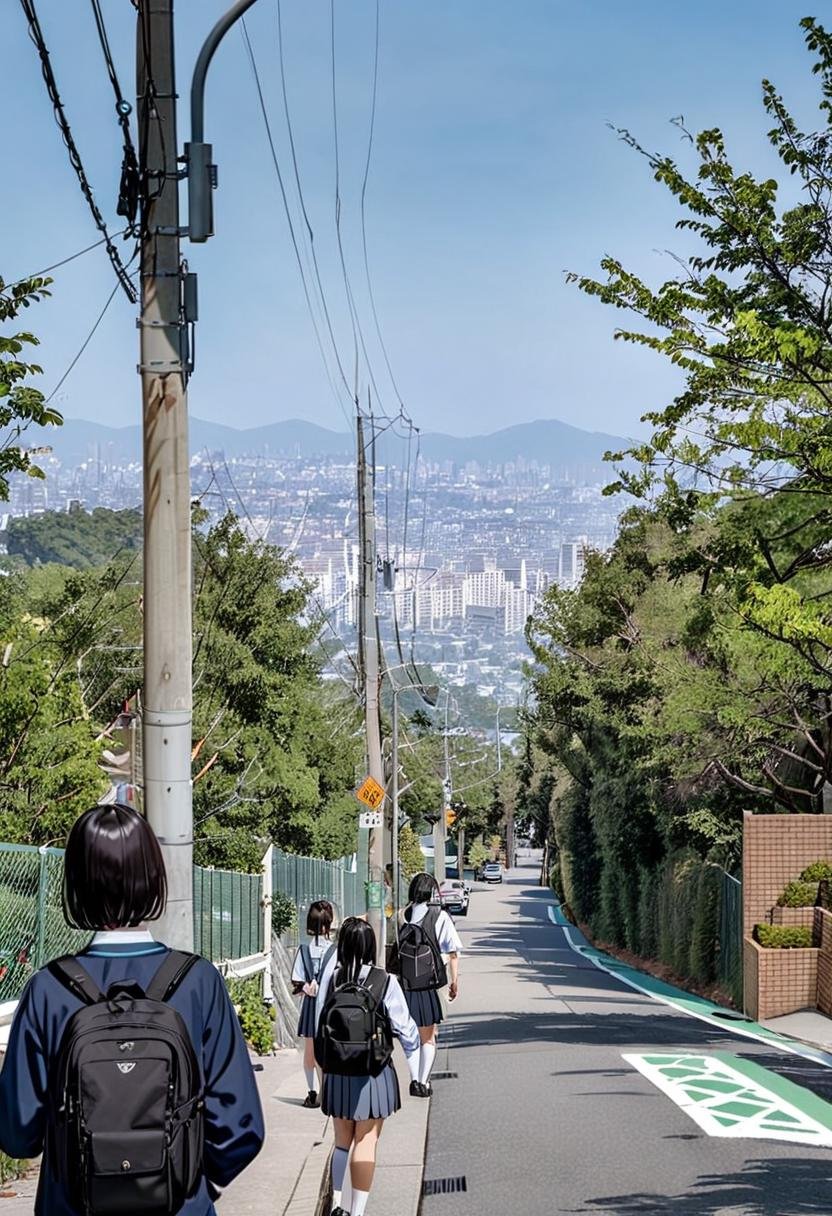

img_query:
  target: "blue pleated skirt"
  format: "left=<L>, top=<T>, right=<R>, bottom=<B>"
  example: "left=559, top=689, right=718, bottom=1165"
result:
left=321, top=1063, right=401, bottom=1120
left=405, top=986, right=444, bottom=1027
left=297, top=994, right=316, bottom=1037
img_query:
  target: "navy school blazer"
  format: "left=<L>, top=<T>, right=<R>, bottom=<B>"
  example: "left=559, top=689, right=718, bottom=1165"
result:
left=0, top=939, right=265, bottom=1215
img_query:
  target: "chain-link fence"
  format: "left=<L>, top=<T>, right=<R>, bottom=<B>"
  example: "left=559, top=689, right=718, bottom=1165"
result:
left=0, top=844, right=92, bottom=1003
left=718, top=870, right=743, bottom=1009
left=193, top=865, right=264, bottom=963
left=272, top=849, right=367, bottom=948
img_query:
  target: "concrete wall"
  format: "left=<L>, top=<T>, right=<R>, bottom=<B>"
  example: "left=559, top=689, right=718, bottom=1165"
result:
left=742, top=813, right=832, bottom=937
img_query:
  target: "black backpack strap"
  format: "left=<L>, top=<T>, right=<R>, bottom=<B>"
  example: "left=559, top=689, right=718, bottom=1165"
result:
left=363, top=966, right=389, bottom=1007
left=48, top=956, right=104, bottom=1006
left=145, top=950, right=200, bottom=1002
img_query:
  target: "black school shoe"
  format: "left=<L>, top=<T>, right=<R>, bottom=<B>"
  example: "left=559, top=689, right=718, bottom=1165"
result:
left=409, top=1080, right=427, bottom=1098
left=303, top=1090, right=320, bottom=1108
left=331, top=1209, right=349, bottom=1215
left=422, top=1081, right=433, bottom=1097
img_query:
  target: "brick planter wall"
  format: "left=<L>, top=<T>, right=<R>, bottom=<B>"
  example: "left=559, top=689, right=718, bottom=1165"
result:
left=744, top=938, right=819, bottom=1020
left=817, top=908, right=832, bottom=1018
left=742, top=813, right=832, bottom=938
left=770, top=906, right=816, bottom=928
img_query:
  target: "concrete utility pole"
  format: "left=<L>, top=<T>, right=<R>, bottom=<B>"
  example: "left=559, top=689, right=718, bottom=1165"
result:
left=434, top=695, right=451, bottom=884
left=137, top=0, right=193, bottom=949
left=356, top=414, right=385, bottom=960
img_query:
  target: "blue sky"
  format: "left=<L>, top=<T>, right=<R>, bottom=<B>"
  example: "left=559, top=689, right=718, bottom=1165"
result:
left=2, top=2, right=821, bottom=440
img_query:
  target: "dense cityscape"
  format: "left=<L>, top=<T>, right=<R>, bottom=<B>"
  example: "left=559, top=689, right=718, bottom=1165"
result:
left=1, top=430, right=623, bottom=709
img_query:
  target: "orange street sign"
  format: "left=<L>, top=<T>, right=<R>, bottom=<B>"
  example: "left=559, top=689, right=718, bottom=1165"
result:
left=356, top=776, right=385, bottom=810
left=445, top=808, right=457, bottom=827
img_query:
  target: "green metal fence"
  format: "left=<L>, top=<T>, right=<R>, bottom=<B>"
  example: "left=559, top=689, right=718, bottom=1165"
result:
left=0, top=843, right=92, bottom=1003
left=272, top=849, right=366, bottom=947
left=718, top=870, right=743, bottom=1009
left=193, top=865, right=264, bottom=963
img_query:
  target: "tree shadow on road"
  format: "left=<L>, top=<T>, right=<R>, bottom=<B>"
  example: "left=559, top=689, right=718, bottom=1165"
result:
left=446, top=1008, right=737, bottom=1051
left=574, top=1154, right=832, bottom=1214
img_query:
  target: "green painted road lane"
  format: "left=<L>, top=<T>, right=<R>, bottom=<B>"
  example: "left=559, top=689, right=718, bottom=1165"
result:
left=421, top=861, right=832, bottom=1216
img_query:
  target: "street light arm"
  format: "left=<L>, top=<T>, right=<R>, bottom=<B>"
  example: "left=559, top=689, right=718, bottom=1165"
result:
left=191, top=0, right=260, bottom=141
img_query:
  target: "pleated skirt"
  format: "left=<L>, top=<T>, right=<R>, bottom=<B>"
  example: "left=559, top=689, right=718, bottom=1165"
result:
left=405, top=986, right=444, bottom=1027
left=297, top=994, right=316, bottom=1037
left=321, top=1063, right=401, bottom=1120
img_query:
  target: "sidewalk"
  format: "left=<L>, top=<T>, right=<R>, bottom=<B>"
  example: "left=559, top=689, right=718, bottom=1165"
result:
left=762, top=1008, right=832, bottom=1054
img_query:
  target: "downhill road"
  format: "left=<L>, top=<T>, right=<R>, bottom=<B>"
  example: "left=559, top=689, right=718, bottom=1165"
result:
left=421, top=859, right=832, bottom=1215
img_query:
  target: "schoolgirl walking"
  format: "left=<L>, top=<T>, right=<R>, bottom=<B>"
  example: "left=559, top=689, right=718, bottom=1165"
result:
left=396, top=872, right=462, bottom=1096
left=292, top=899, right=336, bottom=1107
left=315, top=917, right=420, bottom=1216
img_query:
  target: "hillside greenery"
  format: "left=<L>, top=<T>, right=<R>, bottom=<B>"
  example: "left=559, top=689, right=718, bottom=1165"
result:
left=521, top=18, right=832, bottom=999
left=7, top=508, right=142, bottom=568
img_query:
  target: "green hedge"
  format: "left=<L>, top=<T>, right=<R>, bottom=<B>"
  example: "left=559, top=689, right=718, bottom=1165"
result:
left=800, top=860, right=832, bottom=883
left=755, top=924, right=813, bottom=949
left=226, top=976, right=276, bottom=1056
left=777, top=880, right=818, bottom=908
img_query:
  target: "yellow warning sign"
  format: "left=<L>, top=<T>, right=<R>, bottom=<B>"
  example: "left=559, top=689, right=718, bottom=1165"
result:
left=356, top=776, right=385, bottom=810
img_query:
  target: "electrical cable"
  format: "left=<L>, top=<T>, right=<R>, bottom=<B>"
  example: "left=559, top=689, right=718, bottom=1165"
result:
left=18, top=0, right=138, bottom=303
left=4, top=231, right=131, bottom=292
left=359, top=0, right=409, bottom=417
left=46, top=255, right=137, bottom=403
left=329, top=0, right=361, bottom=405
left=240, top=17, right=355, bottom=431
left=89, top=0, right=140, bottom=230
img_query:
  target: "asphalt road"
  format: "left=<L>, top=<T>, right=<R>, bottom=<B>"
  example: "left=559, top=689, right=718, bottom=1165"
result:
left=421, top=859, right=832, bottom=1216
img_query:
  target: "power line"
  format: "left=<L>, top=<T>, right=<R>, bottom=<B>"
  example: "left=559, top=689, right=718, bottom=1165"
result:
left=4, top=231, right=130, bottom=292
left=89, top=0, right=140, bottom=231
left=240, top=16, right=355, bottom=431
left=330, top=0, right=361, bottom=406
left=46, top=265, right=134, bottom=404
left=18, top=0, right=138, bottom=303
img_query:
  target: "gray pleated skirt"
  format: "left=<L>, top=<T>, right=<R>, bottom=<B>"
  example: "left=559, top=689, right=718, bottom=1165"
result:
left=405, top=986, right=443, bottom=1027
left=321, top=1064, right=401, bottom=1120
left=297, top=995, right=316, bottom=1037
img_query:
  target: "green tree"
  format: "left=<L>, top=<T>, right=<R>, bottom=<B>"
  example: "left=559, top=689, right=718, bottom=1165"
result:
left=398, top=823, right=426, bottom=878
left=0, top=275, right=62, bottom=500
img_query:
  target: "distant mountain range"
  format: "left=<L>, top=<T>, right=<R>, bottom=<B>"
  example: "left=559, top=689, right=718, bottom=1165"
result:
left=35, top=416, right=630, bottom=471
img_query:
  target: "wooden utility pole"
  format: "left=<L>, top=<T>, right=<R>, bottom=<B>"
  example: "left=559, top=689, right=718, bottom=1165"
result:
left=356, top=413, right=385, bottom=960
left=137, top=0, right=194, bottom=949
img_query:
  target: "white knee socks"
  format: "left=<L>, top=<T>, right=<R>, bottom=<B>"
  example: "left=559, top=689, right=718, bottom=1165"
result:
left=304, top=1065, right=316, bottom=1091
left=331, top=1146, right=349, bottom=1212
left=419, top=1042, right=437, bottom=1085
left=351, top=1190, right=370, bottom=1216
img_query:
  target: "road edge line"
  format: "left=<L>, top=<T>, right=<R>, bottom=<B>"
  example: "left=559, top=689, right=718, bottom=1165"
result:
left=547, top=902, right=832, bottom=1070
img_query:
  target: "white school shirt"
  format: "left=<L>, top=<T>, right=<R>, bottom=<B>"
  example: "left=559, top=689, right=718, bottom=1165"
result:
left=292, top=936, right=333, bottom=984
left=314, top=955, right=420, bottom=1059
left=406, top=902, right=463, bottom=955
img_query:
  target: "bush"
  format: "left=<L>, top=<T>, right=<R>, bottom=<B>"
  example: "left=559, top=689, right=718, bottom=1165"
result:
left=636, top=865, right=659, bottom=959
left=690, top=863, right=720, bottom=985
left=755, top=924, right=813, bottom=949
left=777, top=880, right=818, bottom=908
left=799, top=860, right=832, bottom=883
left=226, top=976, right=276, bottom=1055
left=0, top=1153, right=26, bottom=1187
left=271, top=893, right=297, bottom=938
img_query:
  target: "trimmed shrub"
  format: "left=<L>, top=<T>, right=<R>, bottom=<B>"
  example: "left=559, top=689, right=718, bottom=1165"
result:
left=777, top=880, right=818, bottom=908
left=636, top=865, right=659, bottom=959
left=799, top=860, right=832, bottom=884
left=755, top=924, right=813, bottom=949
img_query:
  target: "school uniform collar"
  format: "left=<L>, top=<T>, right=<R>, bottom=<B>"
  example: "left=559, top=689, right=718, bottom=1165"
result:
left=91, top=929, right=156, bottom=945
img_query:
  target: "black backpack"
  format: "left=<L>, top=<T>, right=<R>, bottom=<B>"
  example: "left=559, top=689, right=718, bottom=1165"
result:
left=47, top=951, right=204, bottom=1216
left=397, top=907, right=447, bottom=992
left=314, top=966, right=394, bottom=1078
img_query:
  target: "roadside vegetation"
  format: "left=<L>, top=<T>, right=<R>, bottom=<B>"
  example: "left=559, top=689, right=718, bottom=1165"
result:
left=519, top=19, right=832, bottom=998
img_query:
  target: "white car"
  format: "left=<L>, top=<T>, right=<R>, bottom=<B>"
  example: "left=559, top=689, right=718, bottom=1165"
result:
left=482, top=862, right=502, bottom=884
left=439, top=879, right=469, bottom=917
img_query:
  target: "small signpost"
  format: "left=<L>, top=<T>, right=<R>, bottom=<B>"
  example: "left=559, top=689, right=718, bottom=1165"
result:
left=359, top=810, right=384, bottom=829
left=355, top=775, right=385, bottom=810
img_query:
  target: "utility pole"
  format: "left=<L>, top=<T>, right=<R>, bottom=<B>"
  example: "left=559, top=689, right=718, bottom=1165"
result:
left=356, top=413, right=385, bottom=960
left=137, top=0, right=193, bottom=949
left=434, top=695, right=450, bottom=884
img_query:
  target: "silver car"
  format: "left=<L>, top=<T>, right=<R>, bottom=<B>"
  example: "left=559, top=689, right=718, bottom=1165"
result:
left=482, top=863, right=502, bottom=884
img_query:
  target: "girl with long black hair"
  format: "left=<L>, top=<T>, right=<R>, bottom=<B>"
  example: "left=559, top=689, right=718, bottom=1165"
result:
left=315, top=917, right=419, bottom=1216
left=398, top=872, right=462, bottom=1096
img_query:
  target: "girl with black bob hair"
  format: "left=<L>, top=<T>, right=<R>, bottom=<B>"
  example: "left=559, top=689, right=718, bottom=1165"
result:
left=292, top=898, right=336, bottom=1107
left=0, top=804, right=265, bottom=1215
left=398, top=871, right=462, bottom=1097
left=315, top=917, right=420, bottom=1216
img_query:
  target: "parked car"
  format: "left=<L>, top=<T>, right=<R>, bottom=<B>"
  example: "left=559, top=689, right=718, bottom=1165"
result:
left=439, top=879, right=470, bottom=916
left=482, top=862, right=502, bottom=884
